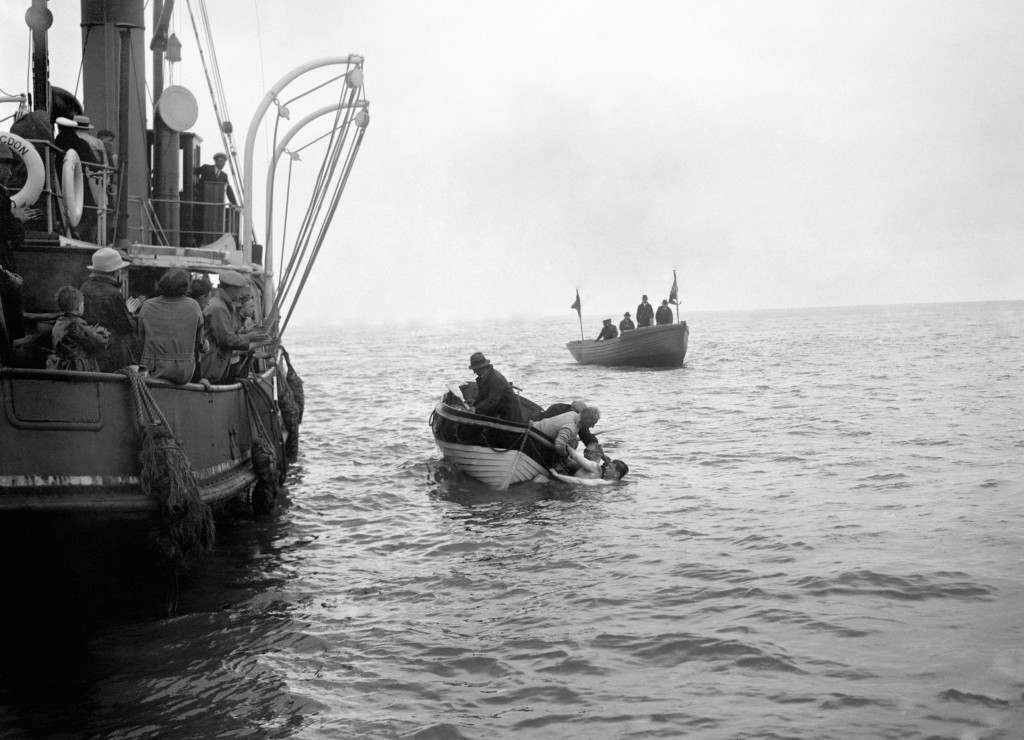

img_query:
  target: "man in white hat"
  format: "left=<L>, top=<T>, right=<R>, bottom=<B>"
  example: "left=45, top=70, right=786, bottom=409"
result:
left=199, top=269, right=269, bottom=383
left=79, top=247, right=137, bottom=371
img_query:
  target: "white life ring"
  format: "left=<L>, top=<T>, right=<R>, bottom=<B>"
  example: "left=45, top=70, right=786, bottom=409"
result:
left=62, top=148, right=84, bottom=227
left=0, top=131, right=45, bottom=209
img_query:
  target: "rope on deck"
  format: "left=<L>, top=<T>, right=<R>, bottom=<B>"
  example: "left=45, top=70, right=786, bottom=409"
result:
left=121, top=367, right=215, bottom=566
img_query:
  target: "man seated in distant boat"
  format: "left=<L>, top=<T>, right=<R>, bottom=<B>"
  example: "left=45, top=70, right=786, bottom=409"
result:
left=595, top=318, right=618, bottom=341
left=635, top=294, right=654, bottom=327
left=619, top=312, right=635, bottom=332
left=199, top=269, right=270, bottom=384
left=655, top=299, right=673, bottom=325
left=466, top=351, right=523, bottom=422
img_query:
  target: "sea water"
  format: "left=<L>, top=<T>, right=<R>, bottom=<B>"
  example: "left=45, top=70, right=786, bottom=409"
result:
left=0, top=301, right=1021, bottom=738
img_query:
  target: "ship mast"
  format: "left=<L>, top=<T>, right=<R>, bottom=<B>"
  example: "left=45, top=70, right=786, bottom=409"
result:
left=26, top=0, right=52, bottom=113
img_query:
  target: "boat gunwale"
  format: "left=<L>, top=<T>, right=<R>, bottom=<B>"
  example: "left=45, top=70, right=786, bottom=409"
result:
left=431, top=399, right=556, bottom=451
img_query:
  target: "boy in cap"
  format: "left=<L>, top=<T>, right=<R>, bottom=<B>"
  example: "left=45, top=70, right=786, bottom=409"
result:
left=619, top=312, right=635, bottom=332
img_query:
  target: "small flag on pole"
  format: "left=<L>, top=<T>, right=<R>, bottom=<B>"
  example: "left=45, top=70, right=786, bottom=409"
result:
left=570, top=289, right=581, bottom=315
left=668, top=269, right=679, bottom=305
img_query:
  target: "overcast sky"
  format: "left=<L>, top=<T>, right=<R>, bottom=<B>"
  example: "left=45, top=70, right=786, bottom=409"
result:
left=2, top=1, right=1022, bottom=325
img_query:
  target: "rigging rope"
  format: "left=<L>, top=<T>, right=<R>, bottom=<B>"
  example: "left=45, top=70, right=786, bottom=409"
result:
left=272, top=80, right=366, bottom=331
left=183, top=0, right=245, bottom=204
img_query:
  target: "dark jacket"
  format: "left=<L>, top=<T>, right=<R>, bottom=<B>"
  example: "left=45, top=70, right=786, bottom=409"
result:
left=200, top=291, right=249, bottom=383
left=619, top=317, right=635, bottom=331
left=48, top=313, right=108, bottom=372
left=636, top=301, right=654, bottom=327
left=596, top=323, right=619, bottom=341
left=655, top=304, right=673, bottom=325
left=80, top=272, right=136, bottom=372
left=195, top=164, right=238, bottom=205
left=473, top=366, right=521, bottom=421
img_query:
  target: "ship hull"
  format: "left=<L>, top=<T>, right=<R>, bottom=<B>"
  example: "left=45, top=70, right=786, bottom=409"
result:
left=566, top=321, right=689, bottom=367
left=0, top=367, right=279, bottom=515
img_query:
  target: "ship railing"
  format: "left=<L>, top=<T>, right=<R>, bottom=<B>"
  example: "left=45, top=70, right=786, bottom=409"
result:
left=19, top=139, right=117, bottom=243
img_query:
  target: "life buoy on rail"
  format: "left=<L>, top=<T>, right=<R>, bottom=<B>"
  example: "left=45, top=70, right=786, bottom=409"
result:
left=0, top=131, right=45, bottom=209
left=61, top=148, right=84, bottom=228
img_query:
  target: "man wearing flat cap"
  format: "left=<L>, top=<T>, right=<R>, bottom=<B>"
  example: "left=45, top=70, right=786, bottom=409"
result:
left=619, top=312, right=635, bottom=332
left=194, top=152, right=237, bottom=206
left=199, top=269, right=269, bottom=383
left=595, top=318, right=618, bottom=341
left=467, top=352, right=522, bottom=422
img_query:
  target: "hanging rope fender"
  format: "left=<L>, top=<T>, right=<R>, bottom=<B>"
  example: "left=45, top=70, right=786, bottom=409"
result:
left=277, top=348, right=304, bottom=462
left=120, top=367, right=215, bottom=565
left=240, top=378, right=285, bottom=516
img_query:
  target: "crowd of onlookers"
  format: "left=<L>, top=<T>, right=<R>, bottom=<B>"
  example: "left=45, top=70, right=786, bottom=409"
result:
left=4, top=244, right=269, bottom=385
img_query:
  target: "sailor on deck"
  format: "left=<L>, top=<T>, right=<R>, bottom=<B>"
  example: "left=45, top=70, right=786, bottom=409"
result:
left=199, top=270, right=269, bottom=384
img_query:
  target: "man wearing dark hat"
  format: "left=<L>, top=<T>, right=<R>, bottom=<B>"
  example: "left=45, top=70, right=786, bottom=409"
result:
left=79, top=247, right=137, bottom=371
left=635, top=294, right=654, bottom=328
left=467, top=352, right=522, bottom=422
left=619, top=312, right=635, bottom=332
left=199, top=269, right=269, bottom=383
left=595, top=318, right=618, bottom=341
left=195, top=152, right=237, bottom=206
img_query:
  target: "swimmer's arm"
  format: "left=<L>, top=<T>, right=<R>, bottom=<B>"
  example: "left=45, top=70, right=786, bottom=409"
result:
left=567, top=446, right=602, bottom=475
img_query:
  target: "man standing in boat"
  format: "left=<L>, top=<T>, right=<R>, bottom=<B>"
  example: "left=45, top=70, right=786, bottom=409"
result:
left=467, top=352, right=522, bottom=422
left=635, top=295, right=654, bottom=328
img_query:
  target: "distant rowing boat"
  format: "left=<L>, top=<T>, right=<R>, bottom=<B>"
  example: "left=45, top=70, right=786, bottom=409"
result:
left=566, top=322, right=689, bottom=367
